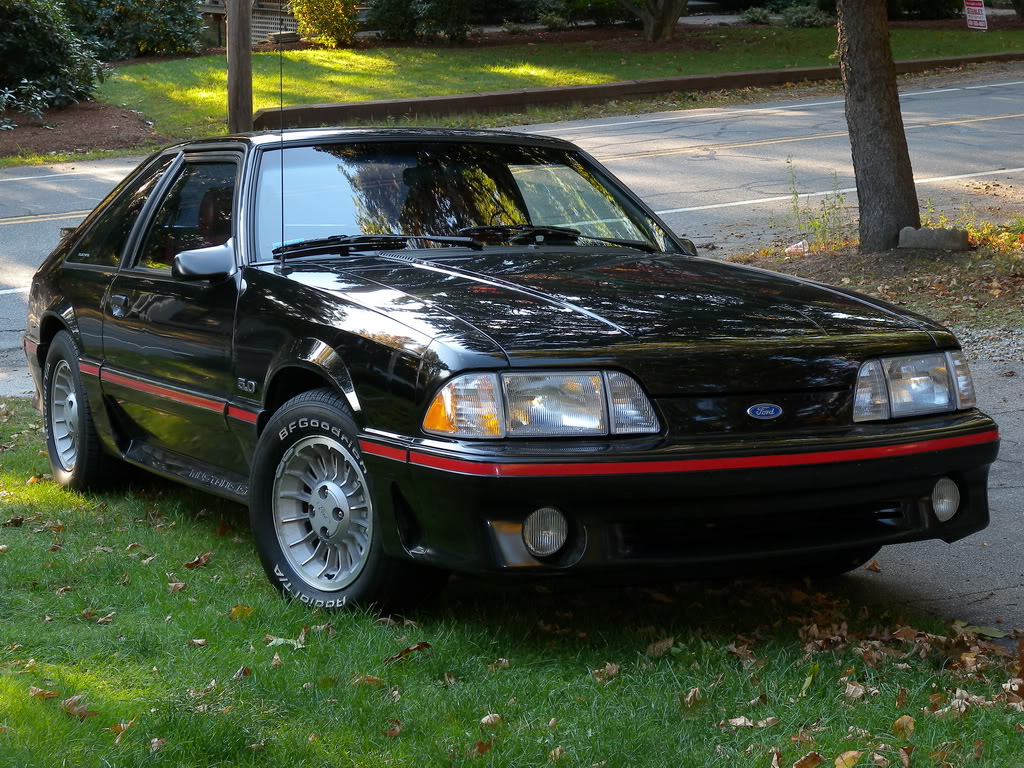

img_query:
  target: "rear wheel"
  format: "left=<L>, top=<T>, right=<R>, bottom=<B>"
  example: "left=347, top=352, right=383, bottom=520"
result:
left=42, top=331, right=112, bottom=490
left=249, top=388, right=447, bottom=611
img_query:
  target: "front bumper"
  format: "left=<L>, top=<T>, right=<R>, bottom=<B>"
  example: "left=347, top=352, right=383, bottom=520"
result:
left=360, top=411, right=999, bottom=575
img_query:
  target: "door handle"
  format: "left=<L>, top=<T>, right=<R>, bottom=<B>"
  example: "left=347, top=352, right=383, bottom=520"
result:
left=109, top=293, right=128, bottom=318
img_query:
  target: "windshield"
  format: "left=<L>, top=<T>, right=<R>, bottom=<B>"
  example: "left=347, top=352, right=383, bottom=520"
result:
left=254, top=141, right=678, bottom=258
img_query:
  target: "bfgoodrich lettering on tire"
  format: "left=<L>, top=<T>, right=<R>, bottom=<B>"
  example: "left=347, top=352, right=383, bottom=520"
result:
left=249, top=387, right=446, bottom=611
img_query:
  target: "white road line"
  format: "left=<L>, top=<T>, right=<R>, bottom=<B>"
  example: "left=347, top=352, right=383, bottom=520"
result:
left=654, top=165, right=1024, bottom=216
left=0, top=170, right=98, bottom=184
left=531, top=79, right=1024, bottom=135
left=964, top=80, right=1024, bottom=90
left=0, top=286, right=30, bottom=296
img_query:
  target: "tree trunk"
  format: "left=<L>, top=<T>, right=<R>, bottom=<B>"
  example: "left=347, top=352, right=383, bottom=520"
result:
left=836, top=0, right=918, bottom=251
left=623, top=0, right=688, bottom=42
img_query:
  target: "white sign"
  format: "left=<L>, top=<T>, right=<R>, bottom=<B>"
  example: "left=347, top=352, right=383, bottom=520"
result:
left=965, top=0, right=988, bottom=30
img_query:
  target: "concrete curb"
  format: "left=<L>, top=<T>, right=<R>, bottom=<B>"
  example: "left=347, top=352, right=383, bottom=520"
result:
left=253, top=51, right=1024, bottom=130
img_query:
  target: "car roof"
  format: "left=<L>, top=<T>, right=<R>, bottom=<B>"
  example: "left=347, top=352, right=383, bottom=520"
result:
left=166, top=127, right=577, bottom=153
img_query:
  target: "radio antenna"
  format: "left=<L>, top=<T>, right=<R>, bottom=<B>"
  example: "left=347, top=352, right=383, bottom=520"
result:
left=278, top=4, right=286, bottom=269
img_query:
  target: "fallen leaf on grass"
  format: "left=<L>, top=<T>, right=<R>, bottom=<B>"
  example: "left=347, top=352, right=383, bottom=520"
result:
left=384, top=719, right=403, bottom=737
left=248, top=739, right=268, bottom=751
left=864, top=560, right=882, bottom=572
left=845, top=682, right=866, bottom=700
left=351, top=674, right=386, bottom=687
left=794, top=753, right=824, bottom=768
left=35, top=519, right=62, bottom=533
left=727, top=717, right=754, bottom=728
left=892, top=715, right=914, bottom=737
left=186, top=639, right=207, bottom=647
left=488, top=658, right=510, bottom=671
left=60, top=694, right=98, bottom=721
left=183, top=551, right=213, bottom=569
left=383, top=641, right=431, bottom=665
left=896, top=687, right=908, bottom=708
left=680, top=687, right=702, bottom=710
left=871, top=754, right=889, bottom=767
left=308, top=732, right=318, bottom=743
left=271, top=652, right=283, bottom=667
left=168, top=582, right=186, bottom=593
left=1, top=516, right=24, bottom=527
left=771, top=751, right=783, bottom=768
left=95, top=612, right=115, bottom=625
left=228, top=604, right=253, bottom=621
left=646, top=637, right=674, bottom=658
left=265, top=634, right=305, bottom=650
left=106, top=716, right=137, bottom=745
left=799, top=663, right=820, bottom=697
left=142, top=554, right=157, bottom=565
left=592, top=662, right=620, bottom=682
left=549, top=746, right=566, bottom=762
left=480, top=713, right=503, bottom=726
left=835, top=752, right=862, bottom=768
left=54, top=586, right=73, bottom=596
left=898, top=746, right=913, bottom=768
left=28, top=687, right=60, bottom=700
left=443, top=672, right=458, bottom=687
left=150, top=738, right=167, bottom=753
left=232, top=666, right=252, bottom=681
left=468, top=739, right=493, bottom=757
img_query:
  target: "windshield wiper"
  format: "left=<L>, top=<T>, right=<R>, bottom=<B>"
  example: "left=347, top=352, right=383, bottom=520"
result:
left=458, top=224, right=658, bottom=254
left=272, top=233, right=483, bottom=259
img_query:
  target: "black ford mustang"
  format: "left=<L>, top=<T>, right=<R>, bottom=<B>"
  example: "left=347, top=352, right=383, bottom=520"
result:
left=24, top=128, right=999, bottom=610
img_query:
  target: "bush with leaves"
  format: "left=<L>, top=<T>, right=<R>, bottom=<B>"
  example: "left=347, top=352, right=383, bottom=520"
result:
left=471, top=0, right=539, bottom=23
left=0, top=0, right=105, bottom=128
left=781, top=3, right=833, bottom=27
left=816, top=0, right=961, bottom=18
left=414, top=0, right=472, bottom=42
left=739, top=6, right=772, bottom=23
left=367, top=0, right=419, bottom=41
left=290, top=0, right=361, bottom=47
left=63, top=0, right=204, bottom=60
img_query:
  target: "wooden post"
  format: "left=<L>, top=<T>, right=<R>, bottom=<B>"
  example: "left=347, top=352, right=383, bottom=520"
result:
left=226, top=0, right=253, bottom=133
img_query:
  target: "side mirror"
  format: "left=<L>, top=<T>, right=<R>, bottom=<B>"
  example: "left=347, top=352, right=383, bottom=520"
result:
left=678, top=237, right=698, bottom=257
left=172, top=240, right=237, bottom=282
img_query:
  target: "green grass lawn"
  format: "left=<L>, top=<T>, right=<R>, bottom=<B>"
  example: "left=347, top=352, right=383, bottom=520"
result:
left=1, top=398, right=1023, bottom=766
left=98, top=27, right=1024, bottom=140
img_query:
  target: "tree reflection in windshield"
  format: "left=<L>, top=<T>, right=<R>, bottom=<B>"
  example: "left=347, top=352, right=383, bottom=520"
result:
left=255, top=141, right=677, bottom=257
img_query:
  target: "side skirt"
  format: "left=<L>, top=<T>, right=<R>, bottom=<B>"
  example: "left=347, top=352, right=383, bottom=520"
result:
left=123, top=440, right=250, bottom=503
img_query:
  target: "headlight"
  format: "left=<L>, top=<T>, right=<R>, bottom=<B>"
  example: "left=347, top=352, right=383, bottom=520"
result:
left=853, top=351, right=976, bottom=422
left=422, top=371, right=659, bottom=438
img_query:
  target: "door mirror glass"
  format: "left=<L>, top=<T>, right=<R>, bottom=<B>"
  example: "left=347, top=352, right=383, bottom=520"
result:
left=172, top=239, right=236, bottom=282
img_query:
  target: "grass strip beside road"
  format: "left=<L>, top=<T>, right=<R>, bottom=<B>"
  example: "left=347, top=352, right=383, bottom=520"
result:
left=98, top=27, right=1024, bottom=140
left=1, top=399, right=1022, bottom=766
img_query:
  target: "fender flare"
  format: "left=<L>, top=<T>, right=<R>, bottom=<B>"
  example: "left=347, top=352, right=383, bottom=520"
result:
left=263, top=337, right=361, bottom=417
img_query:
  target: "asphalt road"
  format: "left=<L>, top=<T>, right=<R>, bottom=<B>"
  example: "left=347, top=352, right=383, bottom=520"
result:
left=0, top=72, right=1020, bottom=627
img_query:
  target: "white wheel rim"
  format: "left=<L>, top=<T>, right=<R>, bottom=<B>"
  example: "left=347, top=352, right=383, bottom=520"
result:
left=272, top=436, right=373, bottom=591
left=49, top=360, right=79, bottom=472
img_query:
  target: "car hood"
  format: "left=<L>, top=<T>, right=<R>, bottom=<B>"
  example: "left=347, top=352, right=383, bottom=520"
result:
left=286, top=250, right=948, bottom=395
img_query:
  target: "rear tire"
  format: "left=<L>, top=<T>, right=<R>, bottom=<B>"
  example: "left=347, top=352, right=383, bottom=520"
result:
left=42, top=331, right=112, bottom=490
left=249, top=388, right=447, bottom=612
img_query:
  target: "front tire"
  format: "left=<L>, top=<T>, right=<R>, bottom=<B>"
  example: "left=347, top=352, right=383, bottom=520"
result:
left=249, top=388, right=446, bottom=611
left=42, top=331, right=111, bottom=490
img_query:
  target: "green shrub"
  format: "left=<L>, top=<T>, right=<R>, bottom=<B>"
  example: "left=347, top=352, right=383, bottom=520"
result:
left=290, top=0, right=361, bottom=47
left=63, top=0, right=204, bottom=60
left=538, top=10, right=570, bottom=28
left=782, top=3, right=833, bottom=27
left=537, top=0, right=636, bottom=25
left=367, top=0, right=419, bottom=41
left=0, top=0, right=104, bottom=116
left=740, top=6, right=772, bottom=23
left=414, top=0, right=472, bottom=42
left=471, top=0, right=539, bottom=24
left=816, top=0, right=962, bottom=18
left=1015, top=0, right=1024, bottom=17
left=503, top=19, right=529, bottom=32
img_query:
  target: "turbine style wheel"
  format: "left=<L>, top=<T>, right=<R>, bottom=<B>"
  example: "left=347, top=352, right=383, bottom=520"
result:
left=42, top=330, right=112, bottom=489
left=249, top=388, right=447, bottom=611
left=273, top=436, right=373, bottom=592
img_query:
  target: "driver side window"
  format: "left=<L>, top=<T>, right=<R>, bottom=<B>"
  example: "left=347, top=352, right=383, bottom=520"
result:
left=137, top=160, right=238, bottom=271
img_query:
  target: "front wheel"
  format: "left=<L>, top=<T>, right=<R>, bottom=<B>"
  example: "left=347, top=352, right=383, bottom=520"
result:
left=249, top=388, right=446, bottom=612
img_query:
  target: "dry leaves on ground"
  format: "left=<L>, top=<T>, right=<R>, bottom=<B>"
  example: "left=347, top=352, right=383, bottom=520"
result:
left=183, top=551, right=213, bottom=569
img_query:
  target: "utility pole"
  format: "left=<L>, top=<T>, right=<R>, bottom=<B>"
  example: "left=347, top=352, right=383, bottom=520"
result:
left=226, top=0, right=253, bottom=133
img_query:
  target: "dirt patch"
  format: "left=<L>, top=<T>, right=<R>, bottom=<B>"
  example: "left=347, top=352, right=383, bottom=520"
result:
left=0, top=101, right=166, bottom=158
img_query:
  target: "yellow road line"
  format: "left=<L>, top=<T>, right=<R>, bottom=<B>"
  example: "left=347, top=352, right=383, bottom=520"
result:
left=0, top=210, right=90, bottom=227
left=597, top=111, right=1024, bottom=162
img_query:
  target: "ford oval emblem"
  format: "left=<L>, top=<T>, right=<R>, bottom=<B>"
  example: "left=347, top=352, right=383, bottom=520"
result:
left=747, top=403, right=783, bottom=420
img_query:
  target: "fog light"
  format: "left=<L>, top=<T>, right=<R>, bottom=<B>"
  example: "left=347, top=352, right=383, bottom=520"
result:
left=932, top=477, right=961, bottom=522
left=522, top=507, right=568, bottom=557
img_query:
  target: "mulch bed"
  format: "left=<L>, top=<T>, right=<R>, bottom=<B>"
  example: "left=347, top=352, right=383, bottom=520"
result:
left=0, top=102, right=166, bottom=158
